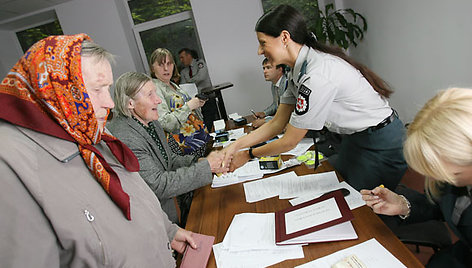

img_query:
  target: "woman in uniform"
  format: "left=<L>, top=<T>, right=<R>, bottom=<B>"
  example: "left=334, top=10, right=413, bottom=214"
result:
left=224, top=4, right=407, bottom=190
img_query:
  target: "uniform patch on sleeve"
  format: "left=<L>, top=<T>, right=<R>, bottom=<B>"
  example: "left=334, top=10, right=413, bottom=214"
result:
left=295, top=84, right=311, bottom=115
left=198, top=62, right=204, bottom=69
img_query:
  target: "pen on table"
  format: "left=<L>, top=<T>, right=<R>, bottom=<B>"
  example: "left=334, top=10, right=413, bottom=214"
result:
left=250, top=109, right=261, bottom=119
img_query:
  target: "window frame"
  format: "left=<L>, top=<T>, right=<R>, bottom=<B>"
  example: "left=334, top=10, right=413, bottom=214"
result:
left=124, top=1, right=203, bottom=74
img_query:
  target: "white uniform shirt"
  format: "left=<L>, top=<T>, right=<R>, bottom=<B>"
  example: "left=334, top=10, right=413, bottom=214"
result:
left=281, top=45, right=392, bottom=135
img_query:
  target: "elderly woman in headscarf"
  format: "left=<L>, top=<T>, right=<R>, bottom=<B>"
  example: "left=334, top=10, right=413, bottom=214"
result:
left=0, top=34, right=197, bottom=267
left=107, top=71, right=226, bottom=226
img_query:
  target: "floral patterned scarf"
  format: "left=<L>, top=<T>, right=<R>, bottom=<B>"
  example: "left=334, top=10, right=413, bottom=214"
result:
left=0, top=34, right=138, bottom=220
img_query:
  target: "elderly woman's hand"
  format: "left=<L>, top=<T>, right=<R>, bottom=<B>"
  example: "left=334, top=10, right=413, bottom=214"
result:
left=187, top=97, right=206, bottom=110
left=206, top=151, right=228, bottom=173
left=360, top=186, right=410, bottom=217
left=171, top=228, right=196, bottom=253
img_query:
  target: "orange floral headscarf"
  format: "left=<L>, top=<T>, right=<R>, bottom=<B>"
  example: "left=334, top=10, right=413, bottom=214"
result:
left=0, top=34, right=138, bottom=220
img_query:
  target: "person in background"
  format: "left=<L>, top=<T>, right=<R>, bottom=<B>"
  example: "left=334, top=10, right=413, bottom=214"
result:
left=179, top=48, right=219, bottom=130
left=362, top=88, right=472, bottom=267
left=0, top=34, right=196, bottom=267
left=150, top=48, right=210, bottom=157
left=223, top=4, right=407, bottom=191
left=108, top=72, right=226, bottom=226
left=252, top=57, right=288, bottom=128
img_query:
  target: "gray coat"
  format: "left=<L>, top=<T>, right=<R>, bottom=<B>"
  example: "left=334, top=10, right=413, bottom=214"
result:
left=107, top=115, right=212, bottom=223
left=0, top=121, right=178, bottom=268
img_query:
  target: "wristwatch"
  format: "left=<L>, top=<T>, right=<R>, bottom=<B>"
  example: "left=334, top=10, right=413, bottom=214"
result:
left=248, top=147, right=255, bottom=159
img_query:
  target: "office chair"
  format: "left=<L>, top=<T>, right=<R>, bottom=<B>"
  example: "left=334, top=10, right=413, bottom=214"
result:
left=393, top=184, right=453, bottom=253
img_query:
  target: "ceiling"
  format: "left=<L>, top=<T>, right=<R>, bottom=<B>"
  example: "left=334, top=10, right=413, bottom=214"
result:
left=0, top=0, right=73, bottom=23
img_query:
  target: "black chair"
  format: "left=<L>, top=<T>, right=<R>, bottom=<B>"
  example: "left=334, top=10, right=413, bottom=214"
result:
left=392, top=184, right=453, bottom=253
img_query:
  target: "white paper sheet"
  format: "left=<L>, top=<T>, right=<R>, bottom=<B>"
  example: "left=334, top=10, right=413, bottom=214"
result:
left=278, top=221, right=358, bottom=245
left=285, top=198, right=342, bottom=234
left=179, top=83, right=198, bottom=97
left=283, top=138, right=314, bottom=155
left=243, top=171, right=298, bottom=203
left=213, top=242, right=304, bottom=268
left=279, top=171, right=340, bottom=199
left=289, top=181, right=366, bottom=210
left=295, top=238, right=406, bottom=268
left=212, top=159, right=301, bottom=188
left=214, top=213, right=305, bottom=268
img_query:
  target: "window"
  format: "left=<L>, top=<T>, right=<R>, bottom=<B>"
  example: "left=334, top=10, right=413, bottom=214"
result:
left=261, top=0, right=320, bottom=32
left=16, top=19, right=63, bottom=52
left=127, top=0, right=204, bottom=73
left=128, top=0, right=191, bottom=24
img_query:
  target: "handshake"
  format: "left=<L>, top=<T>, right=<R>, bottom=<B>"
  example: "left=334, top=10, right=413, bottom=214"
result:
left=204, top=150, right=229, bottom=174
left=203, top=145, right=249, bottom=174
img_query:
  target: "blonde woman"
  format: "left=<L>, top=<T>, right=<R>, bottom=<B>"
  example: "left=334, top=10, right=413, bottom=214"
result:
left=362, top=88, right=472, bottom=267
left=150, top=48, right=210, bottom=157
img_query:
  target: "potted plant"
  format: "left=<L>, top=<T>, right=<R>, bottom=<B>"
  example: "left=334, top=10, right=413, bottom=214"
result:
left=313, top=3, right=367, bottom=49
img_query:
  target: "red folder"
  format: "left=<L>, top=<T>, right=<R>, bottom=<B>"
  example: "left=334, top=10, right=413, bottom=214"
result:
left=275, top=189, right=354, bottom=245
left=180, top=233, right=215, bottom=268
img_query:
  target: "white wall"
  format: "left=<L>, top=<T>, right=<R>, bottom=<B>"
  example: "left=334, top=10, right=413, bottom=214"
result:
left=191, top=0, right=270, bottom=116
left=343, top=0, right=472, bottom=123
left=0, top=30, right=24, bottom=75
left=55, top=0, right=138, bottom=80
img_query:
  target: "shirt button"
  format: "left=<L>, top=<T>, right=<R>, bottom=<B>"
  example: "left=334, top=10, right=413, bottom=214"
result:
left=325, top=122, right=332, bottom=128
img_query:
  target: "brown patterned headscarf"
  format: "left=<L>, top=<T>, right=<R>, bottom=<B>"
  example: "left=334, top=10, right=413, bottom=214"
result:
left=0, top=34, right=139, bottom=220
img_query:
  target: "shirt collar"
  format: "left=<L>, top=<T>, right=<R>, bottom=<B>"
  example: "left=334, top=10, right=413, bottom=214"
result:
left=275, top=75, right=283, bottom=87
left=291, top=45, right=310, bottom=85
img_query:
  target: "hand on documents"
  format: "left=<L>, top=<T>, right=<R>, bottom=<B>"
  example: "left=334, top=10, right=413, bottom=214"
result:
left=360, top=186, right=409, bottom=216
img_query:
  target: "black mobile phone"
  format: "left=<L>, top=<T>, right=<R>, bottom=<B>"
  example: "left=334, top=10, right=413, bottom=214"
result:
left=195, top=93, right=209, bottom=101
left=323, top=188, right=350, bottom=197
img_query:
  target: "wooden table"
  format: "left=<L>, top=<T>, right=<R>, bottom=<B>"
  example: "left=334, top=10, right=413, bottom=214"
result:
left=186, top=122, right=424, bottom=267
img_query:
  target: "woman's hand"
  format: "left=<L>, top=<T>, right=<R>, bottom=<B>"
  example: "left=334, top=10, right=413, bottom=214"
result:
left=187, top=97, right=206, bottom=110
left=228, top=150, right=250, bottom=172
left=254, top=111, right=265, bottom=119
left=206, top=151, right=228, bottom=173
left=360, top=186, right=410, bottom=216
left=170, top=228, right=197, bottom=254
left=252, top=118, right=266, bottom=128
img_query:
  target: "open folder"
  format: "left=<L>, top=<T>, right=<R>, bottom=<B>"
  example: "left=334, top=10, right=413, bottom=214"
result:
left=275, top=190, right=356, bottom=245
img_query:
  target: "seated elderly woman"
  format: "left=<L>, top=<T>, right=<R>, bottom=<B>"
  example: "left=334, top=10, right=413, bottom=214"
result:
left=107, top=72, right=226, bottom=226
left=0, top=34, right=196, bottom=267
left=362, top=88, right=472, bottom=267
left=150, top=48, right=210, bottom=157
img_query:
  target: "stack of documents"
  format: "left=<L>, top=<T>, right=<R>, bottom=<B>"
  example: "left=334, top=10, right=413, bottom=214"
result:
left=275, top=190, right=357, bottom=245
left=211, top=158, right=300, bottom=188
left=243, top=170, right=366, bottom=210
left=295, top=238, right=406, bottom=267
left=213, top=213, right=304, bottom=268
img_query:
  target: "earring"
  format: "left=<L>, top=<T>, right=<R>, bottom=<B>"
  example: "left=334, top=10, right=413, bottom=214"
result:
left=284, top=44, right=287, bottom=48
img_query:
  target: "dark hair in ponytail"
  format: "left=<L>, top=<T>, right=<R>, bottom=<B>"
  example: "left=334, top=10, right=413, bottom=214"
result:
left=255, top=4, right=393, bottom=98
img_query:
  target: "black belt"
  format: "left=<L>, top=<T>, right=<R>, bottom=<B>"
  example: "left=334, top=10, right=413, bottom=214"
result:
left=367, top=109, right=397, bottom=132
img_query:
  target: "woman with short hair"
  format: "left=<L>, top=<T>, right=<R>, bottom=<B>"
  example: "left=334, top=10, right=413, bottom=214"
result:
left=108, top=71, right=225, bottom=225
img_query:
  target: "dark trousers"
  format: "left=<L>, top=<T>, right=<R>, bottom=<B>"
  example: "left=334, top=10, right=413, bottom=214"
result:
left=334, top=117, right=408, bottom=191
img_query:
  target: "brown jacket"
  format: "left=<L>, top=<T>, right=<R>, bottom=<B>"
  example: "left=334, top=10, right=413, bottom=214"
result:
left=0, top=121, right=179, bottom=267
